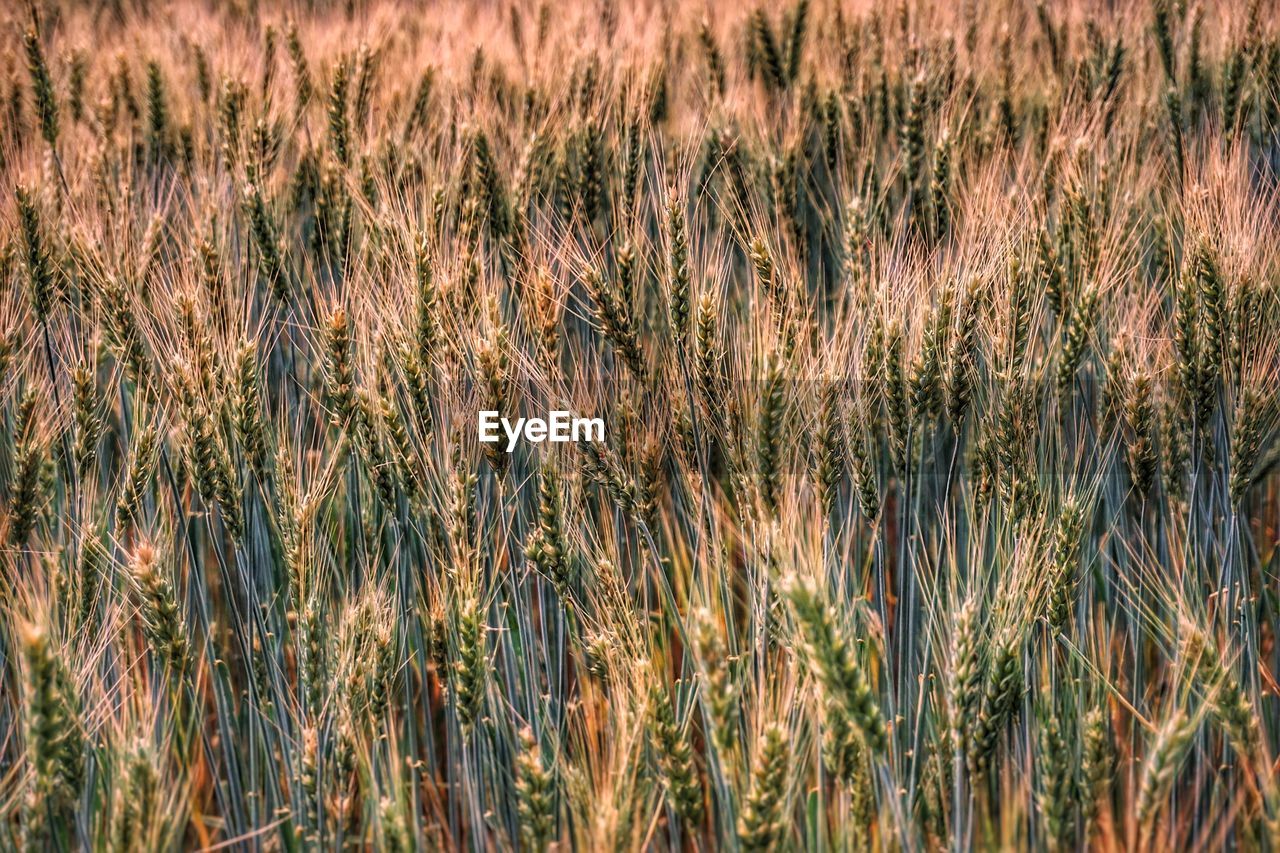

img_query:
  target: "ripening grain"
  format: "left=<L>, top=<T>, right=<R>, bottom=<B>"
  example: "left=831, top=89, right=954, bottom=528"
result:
left=1, top=0, right=1279, bottom=849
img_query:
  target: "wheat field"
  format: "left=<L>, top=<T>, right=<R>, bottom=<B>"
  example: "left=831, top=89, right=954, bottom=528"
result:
left=1, top=0, right=1279, bottom=849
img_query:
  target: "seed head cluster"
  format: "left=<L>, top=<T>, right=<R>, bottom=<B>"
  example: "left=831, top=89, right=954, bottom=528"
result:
left=1, top=0, right=1279, bottom=849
